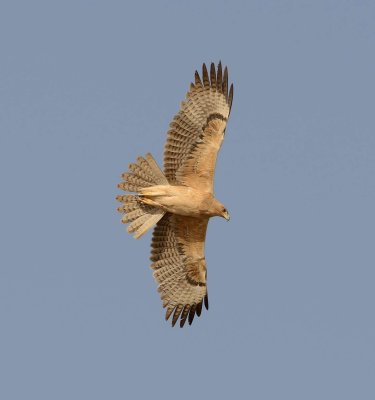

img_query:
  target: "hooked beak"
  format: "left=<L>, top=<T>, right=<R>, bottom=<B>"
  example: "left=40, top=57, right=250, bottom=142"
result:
left=223, top=211, right=230, bottom=221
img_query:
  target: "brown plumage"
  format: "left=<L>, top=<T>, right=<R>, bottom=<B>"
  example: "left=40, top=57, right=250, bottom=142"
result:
left=117, top=62, right=233, bottom=327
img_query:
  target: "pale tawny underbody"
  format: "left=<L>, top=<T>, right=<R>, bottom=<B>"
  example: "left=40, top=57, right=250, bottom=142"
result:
left=139, top=185, right=229, bottom=220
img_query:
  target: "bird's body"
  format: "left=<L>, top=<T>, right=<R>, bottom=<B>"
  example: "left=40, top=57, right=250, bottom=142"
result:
left=139, top=185, right=228, bottom=219
left=117, top=62, right=233, bottom=327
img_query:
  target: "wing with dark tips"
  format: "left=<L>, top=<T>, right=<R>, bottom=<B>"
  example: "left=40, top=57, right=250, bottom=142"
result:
left=163, top=62, right=234, bottom=193
left=150, top=214, right=209, bottom=327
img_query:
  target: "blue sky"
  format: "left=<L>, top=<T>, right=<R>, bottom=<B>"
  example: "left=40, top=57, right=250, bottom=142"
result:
left=1, top=1, right=374, bottom=399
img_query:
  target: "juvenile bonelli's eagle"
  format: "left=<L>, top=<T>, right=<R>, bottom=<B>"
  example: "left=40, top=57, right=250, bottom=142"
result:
left=116, top=62, right=233, bottom=327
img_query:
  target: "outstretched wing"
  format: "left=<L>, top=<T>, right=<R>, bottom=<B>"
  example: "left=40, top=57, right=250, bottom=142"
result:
left=150, top=214, right=209, bottom=327
left=164, top=62, right=233, bottom=193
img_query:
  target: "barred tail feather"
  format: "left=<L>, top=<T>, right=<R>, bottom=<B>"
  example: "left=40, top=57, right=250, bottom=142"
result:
left=116, top=154, right=168, bottom=239
left=118, top=153, right=168, bottom=192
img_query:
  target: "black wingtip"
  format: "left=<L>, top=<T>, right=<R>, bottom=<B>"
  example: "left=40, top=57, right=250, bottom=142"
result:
left=194, top=70, right=202, bottom=86
left=165, top=306, right=174, bottom=321
left=202, top=63, right=210, bottom=87
left=171, top=305, right=183, bottom=327
left=223, top=66, right=228, bottom=99
left=179, top=305, right=190, bottom=328
left=228, top=83, right=234, bottom=111
left=210, top=63, right=216, bottom=87
left=188, top=304, right=196, bottom=325
left=204, top=294, right=209, bottom=310
left=196, top=301, right=202, bottom=317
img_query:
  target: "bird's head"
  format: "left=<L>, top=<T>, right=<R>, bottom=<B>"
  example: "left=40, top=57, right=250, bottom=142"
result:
left=221, top=206, right=230, bottom=221
left=211, top=199, right=230, bottom=221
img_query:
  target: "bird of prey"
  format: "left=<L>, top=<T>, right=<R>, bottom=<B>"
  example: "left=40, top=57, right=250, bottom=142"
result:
left=116, top=62, right=233, bottom=327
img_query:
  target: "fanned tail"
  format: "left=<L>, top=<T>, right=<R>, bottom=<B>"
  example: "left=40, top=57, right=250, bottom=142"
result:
left=116, top=153, right=168, bottom=239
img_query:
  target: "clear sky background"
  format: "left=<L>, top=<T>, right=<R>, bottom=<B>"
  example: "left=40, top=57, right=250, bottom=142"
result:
left=1, top=1, right=374, bottom=399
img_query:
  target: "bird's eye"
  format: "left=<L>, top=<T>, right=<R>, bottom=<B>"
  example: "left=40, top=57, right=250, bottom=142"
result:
left=223, top=208, right=227, bottom=213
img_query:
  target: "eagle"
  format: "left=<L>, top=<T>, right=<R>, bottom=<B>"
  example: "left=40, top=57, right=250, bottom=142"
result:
left=116, top=62, right=233, bottom=327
